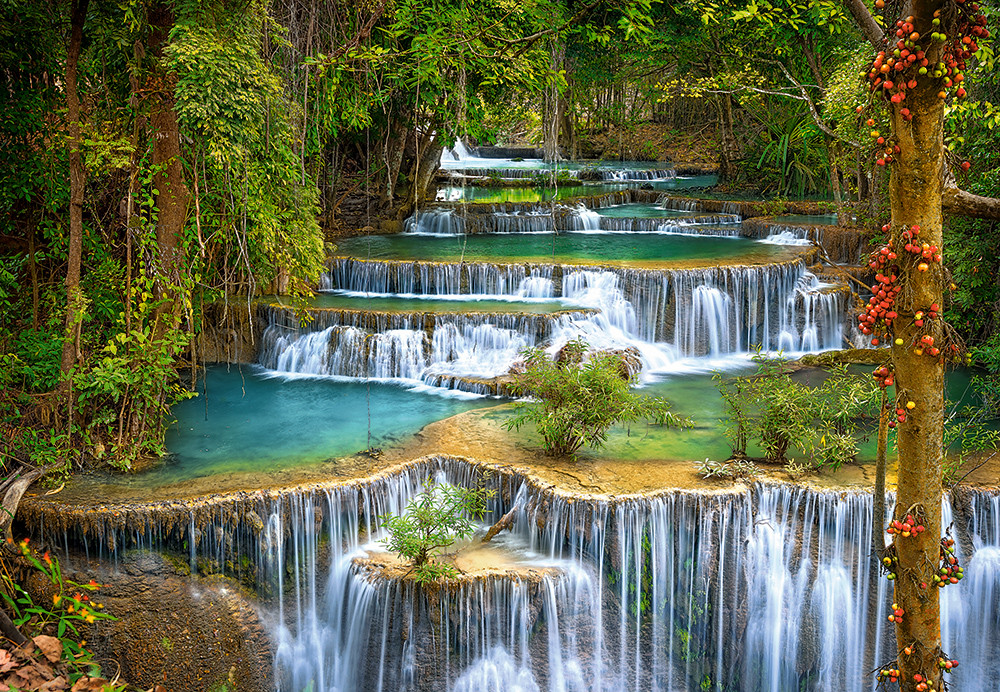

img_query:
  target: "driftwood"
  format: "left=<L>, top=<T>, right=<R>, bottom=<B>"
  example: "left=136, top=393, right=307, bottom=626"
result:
left=0, top=467, right=46, bottom=648
left=481, top=507, right=518, bottom=544
left=0, top=469, right=44, bottom=539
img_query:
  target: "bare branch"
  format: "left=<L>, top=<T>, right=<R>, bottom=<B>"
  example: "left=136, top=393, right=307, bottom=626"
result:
left=767, top=60, right=861, bottom=148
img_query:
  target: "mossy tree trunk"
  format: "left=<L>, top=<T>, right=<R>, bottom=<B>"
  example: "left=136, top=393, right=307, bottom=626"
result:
left=58, top=0, right=89, bottom=395
left=886, top=1, right=946, bottom=687
left=147, top=3, right=191, bottom=341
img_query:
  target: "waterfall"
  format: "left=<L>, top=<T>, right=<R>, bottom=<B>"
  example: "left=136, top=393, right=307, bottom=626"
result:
left=441, top=139, right=474, bottom=162
left=405, top=208, right=466, bottom=235
left=308, top=259, right=846, bottom=384
left=568, top=204, right=603, bottom=232
left=324, top=259, right=557, bottom=298
left=657, top=196, right=703, bottom=212
left=758, top=224, right=814, bottom=246
left=29, top=459, right=1000, bottom=692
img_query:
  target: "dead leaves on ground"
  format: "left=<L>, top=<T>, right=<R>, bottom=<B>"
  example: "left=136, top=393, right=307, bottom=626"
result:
left=0, top=637, right=115, bottom=691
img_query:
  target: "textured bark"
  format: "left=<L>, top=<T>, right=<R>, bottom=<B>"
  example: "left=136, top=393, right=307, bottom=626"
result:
left=147, top=4, right=190, bottom=338
left=886, top=3, right=946, bottom=687
left=942, top=185, right=1000, bottom=220
left=58, top=0, right=89, bottom=392
left=717, top=93, right=739, bottom=184
left=844, top=0, right=886, bottom=49
left=413, top=137, right=443, bottom=204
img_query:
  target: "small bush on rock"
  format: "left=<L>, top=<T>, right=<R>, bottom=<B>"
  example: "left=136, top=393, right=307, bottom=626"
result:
left=504, top=340, right=691, bottom=456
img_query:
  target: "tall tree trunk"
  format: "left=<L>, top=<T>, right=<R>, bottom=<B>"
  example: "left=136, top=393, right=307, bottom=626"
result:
left=863, top=395, right=889, bottom=689
left=383, top=117, right=407, bottom=205
left=717, top=93, right=739, bottom=184
left=828, top=140, right=848, bottom=226
left=413, top=137, right=443, bottom=204
left=58, top=0, right=89, bottom=394
left=885, top=3, right=946, bottom=687
left=147, top=3, right=191, bottom=340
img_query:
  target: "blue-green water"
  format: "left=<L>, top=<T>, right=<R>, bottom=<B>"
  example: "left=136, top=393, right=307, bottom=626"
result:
left=597, top=203, right=714, bottom=219
left=150, top=367, right=491, bottom=485
left=335, top=232, right=788, bottom=266
left=440, top=159, right=674, bottom=172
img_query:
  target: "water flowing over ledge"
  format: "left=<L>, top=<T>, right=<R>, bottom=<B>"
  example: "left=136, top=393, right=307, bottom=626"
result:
left=269, top=256, right=850, bottom=393
left=20, top=456, right=1000, bottom=692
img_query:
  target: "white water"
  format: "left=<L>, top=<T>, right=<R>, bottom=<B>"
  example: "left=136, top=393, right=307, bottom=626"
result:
left=280, top=258, right=846, bottom=392
left=220, top=460, right=1000, bottom=692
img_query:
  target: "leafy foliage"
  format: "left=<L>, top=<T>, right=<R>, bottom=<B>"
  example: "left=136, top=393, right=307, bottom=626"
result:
left=380, top=481, right=494, bottom=584
left=504, top=340, right=690, bottom=456
left=0, top=538, right=120, bottom=688
left=715, top=354, right=881, bottom=471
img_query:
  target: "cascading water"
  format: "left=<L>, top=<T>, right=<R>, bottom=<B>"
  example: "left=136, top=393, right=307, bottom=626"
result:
left=57, top=458, right=993, bottom=692
left=290, top=258, right=847, bottom=390
left=405, top=209, right=466, bottom=235
left=570, top=204, right=603, bottom=232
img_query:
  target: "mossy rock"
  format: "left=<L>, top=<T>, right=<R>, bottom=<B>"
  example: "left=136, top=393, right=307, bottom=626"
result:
left=796, top=349, right=885, bottom=368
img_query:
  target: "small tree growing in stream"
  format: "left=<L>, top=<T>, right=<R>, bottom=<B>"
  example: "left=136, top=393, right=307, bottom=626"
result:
left=504, top=340, right=691, bottom=456
left=380, top=481, right=494, bottom=584
left=714, top=354, right=881, bottom=471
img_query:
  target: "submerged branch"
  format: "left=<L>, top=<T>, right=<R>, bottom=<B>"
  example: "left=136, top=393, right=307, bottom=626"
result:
left=481, top=506, right=518, bottom=544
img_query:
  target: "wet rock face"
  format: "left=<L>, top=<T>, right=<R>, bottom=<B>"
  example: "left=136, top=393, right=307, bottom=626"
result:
left=24, top=550, right=273, bottom=692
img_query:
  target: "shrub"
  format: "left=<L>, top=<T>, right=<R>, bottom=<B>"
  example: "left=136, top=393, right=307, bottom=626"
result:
left=503, top=341, right=691, bottom=456
left=714, top=353, right=881, bottom=472
left=380, top=481, right=494, bottom=584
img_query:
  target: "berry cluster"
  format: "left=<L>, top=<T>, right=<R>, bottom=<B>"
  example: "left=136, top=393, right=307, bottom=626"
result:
left=934, top=537, right=964, bottom=586
left=860, top=2, right=990, bottom=172
left=858, top=242, right=901, bottom=340
left=873, top=365, right=895, bottom=388
left=937, top=656, right=960, bottom=671
left=877, top=666, right=900, bottom=684
left=887, top=513, right=927, bottom=537
left=926, top=2, right=990, bottom=101
left=900, top=224, right=943, bottom=272
left=911, top=672, right=937, bottom=692
left=892, top=400, right=916, bottom=425
left=882, top=553, right=899, bottom=580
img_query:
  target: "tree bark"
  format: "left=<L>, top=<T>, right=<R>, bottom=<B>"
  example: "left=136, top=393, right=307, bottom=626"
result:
left=58, top=0, right=89, bottom=394
left=942, top=185, right=1000, bottom=220
left=844, top=0, right=886, bottom=49
left=147, top=3, right=191, bottom=339
left=886, top=3, right=946, bottom=687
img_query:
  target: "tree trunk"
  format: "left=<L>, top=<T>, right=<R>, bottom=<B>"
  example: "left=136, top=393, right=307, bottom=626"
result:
left=863, top=396, right=889, bottom=689
left=58, top=0, right=89, bottom=394
left=414, top=137, right=443, bottom=204
left=383, top=117, right=407, bottom=205
left=717, top=93, right=739, bottom=184
left=886, top=4, right=946, bottom=686
left=828, top=140, right=848, bottom=227
left=147, top=3, right=191, bottom=340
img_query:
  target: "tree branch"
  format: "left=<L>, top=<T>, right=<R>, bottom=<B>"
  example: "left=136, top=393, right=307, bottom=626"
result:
left=768, top=60, right=860, bottom=148
left=942, top=185, right=1000, bottom=221
left=843, top=0, right=886, bottom=49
